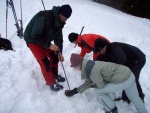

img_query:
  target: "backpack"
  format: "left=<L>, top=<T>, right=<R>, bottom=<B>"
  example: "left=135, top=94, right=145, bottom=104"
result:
left=0, top=37, right=13, bottom=51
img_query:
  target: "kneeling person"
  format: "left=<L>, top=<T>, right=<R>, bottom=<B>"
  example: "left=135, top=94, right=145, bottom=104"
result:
left=65, top=53, right=147, bottom=113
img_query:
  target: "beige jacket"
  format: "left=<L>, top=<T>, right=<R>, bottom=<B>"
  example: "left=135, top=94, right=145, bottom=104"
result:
left=77, top=59, right=132, bottom=93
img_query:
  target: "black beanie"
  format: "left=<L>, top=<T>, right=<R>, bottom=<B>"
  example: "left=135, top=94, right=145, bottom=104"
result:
left=59, top=4, right=72, bottom=18
left=68, top=33, right=79, bottom=42
left=94, top=38, right=109, bottom=52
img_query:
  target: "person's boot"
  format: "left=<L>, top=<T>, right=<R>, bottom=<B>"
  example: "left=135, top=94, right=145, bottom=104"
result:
left=122, top=91, right=130, bottom=104
left=56, top=75, right=65, bottom=82
left=50, top=82, right=63, bottom=91
left=105, top=106, right=118, bottom=113
left=140, top=94, right=145, bottom=103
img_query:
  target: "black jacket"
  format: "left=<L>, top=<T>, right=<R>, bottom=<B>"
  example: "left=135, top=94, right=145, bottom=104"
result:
left=24, top=6, right=65, bottom=53
left=103, top=42, right=146, bottom=67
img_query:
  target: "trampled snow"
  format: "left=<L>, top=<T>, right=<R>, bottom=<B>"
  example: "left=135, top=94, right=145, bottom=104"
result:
left=0, top=0, right=150, bottom=113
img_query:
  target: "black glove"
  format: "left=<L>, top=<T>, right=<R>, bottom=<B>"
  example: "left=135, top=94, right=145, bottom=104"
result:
left=65, top=88, right=78, bottom=97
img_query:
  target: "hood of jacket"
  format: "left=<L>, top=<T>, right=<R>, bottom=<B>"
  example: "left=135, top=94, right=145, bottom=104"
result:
left=52, top=6, right=65, bottom=28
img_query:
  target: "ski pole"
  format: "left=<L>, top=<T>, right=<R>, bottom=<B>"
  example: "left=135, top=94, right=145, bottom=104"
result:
left=58, top=53, right=70, bottom=90
left=8, top=0, right=23, bottom=38
left=6, top=0, right=9, bottom=39
left=74, top=26, right=85, bottom=48
left=80, top=26, right=85, bottom=35
left=101, top=99, right=111, bottom=111
left=19, top=0, right=23, bottom=37
left=41, top=0, right=46, bottom=10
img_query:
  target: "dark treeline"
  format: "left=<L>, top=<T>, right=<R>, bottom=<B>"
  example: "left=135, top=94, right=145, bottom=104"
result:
left=94, top=0, right=150, bottom=19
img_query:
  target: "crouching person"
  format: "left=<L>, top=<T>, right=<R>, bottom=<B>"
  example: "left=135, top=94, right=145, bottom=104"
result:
left=65, top=53, right=147, bottom=113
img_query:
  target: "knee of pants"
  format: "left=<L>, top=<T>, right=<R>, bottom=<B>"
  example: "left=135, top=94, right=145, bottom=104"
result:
left=42, top=57, right=50, bottom=72
left=97, top=93, right=116, bottom=111
left=49, top=52, right=59, bottom=64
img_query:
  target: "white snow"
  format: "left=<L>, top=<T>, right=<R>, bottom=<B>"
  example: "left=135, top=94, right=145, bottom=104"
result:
left=0, top=0, right=150, bottom=113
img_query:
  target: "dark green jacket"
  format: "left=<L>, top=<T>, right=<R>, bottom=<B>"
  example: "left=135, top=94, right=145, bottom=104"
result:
left=24, top=6, right=65, bottom=53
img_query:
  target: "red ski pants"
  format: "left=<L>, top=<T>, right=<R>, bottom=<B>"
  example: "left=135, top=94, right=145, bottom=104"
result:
left=28, top=44, right=59, bottom=86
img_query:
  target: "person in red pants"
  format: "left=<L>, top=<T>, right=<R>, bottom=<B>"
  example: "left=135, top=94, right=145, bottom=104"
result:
left=24, top=4, right=72, bottom=91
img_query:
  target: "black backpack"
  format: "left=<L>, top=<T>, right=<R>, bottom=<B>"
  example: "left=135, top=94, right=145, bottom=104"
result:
left=0, top=37, right=13, bottom=51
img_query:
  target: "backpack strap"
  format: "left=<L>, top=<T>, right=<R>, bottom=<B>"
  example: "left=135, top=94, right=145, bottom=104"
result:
left=80, top=38, right=94, bottom=51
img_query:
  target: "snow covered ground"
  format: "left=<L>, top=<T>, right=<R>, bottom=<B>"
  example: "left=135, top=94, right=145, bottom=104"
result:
left=0, top=0, right=150, bottom=113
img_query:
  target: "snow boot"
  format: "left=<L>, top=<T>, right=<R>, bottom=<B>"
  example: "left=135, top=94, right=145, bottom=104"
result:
left=56, top=75, right=65, bottom=82
left=50, top=82, right=63, bottom=91
left=105, top=106, right=118, bottom=113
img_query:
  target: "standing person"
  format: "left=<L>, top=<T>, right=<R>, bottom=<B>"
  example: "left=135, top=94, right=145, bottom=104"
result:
left=94, top=39, right=146, bottom=103
left=24, top=4, right=72, bottom=91
left=68, top=33, right=110, bottom=60
left=65, top=53, right=147, bottom=113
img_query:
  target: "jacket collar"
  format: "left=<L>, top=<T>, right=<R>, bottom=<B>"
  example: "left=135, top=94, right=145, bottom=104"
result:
left=81, top=59, right=89, bottom=79
left=81, top=59, right=95, bottom=79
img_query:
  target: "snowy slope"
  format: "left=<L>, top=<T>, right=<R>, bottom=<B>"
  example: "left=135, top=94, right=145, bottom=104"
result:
left=0, top=0, right=150, bottom=113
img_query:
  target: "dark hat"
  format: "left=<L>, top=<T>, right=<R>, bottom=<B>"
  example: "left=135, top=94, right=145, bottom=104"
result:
left=70, top=53, right=83, bottom=67
left=68, top=33, right=79, bottom=42
left=94, top=38, right=109, bottom=52
left=59, top=4, right=72, bottom=18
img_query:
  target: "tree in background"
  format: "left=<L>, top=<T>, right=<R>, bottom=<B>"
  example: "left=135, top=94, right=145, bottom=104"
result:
left=94, top=0, right=150, bottom=19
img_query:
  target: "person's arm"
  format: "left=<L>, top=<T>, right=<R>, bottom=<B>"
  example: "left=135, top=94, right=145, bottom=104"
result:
left=54, top=30, right=63, bottom=53
left=93, top=52, right=100, bottom=60
left=65, top=77, right=93, bottom=97
left=90, top=70, right=105, bottom=89
left=30, top=17, right=51, bottom=48
left=77, top=77, right=93, bottom=93
left=80, top=49, right=86, bottom=57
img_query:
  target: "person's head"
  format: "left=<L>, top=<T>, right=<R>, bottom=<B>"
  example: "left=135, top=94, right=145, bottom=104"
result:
left=59, top=4, right=72, bottom=22
left=94, top=38, right=109, bottom=55
left=70, top=53, right=83, bottom=70
left=68, top=33, right=79, bottom=44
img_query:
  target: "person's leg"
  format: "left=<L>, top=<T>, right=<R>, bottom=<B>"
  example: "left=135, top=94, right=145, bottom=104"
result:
left=45, top=50, right=65, bottom=82
left=97, top=74, right=135, bottom=112
left=28, top=44, right=55, bottom=85
left=45, top=50, right=59, bottom=78
left=122, top=60, right=146, bottom=102
left=97, top=93, right=116, bottom=112
left=125, top=82, right=147, bottom=113
left=130, top=61, right=145, bottom=100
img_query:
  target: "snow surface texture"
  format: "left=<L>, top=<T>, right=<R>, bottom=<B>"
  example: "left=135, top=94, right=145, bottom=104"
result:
left=0, top=0, right=150, bottom=113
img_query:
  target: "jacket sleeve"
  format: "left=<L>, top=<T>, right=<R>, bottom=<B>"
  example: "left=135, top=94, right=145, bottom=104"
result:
left=90, top=69, right=105, bottom=89
left=80, top=49, right=86, bottom=57
left=54, top=29, right=63, bottom=53
left=77, top=77, right=93, bottom=93
left=93, top=52, right=100, bottom=60
left=30, top=17, right=51, bottom=48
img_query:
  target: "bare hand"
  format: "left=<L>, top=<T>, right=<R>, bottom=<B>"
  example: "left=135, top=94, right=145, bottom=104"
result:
left=58, top=54, right=64, bottom=62
left=49, top=44, right=60, bottom=51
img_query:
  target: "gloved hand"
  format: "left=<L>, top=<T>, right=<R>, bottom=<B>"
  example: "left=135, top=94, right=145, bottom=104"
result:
left=65, top=88, right=78, bottom=97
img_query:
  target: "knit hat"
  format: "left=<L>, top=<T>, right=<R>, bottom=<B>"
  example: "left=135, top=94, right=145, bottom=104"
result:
left=68, top=33, right=79, bottom=42
left=59, top=4, right=72, bottom=18
left=94, top=38, right=109, bottom=52
left=70, top=53, right=83, bottom=67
